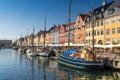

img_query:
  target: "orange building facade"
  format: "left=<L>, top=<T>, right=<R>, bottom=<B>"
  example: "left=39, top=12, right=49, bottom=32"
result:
left=45, top=32, right=50, bottom=45
left=74, top=14, right=86, bottom=44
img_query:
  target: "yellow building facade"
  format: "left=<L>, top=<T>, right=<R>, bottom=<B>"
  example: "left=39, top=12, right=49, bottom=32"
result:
left=105, top=15, right=120, bottom=44
left=85, top=2, right=113, bottom=45
left=40, top=33, right=44, bottom=46
left=104, top=0, right=120, bottom=45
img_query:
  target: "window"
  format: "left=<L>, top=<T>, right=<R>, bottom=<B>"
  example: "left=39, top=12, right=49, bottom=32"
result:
left=112, top=28, right=115, bottom=34
left=77, top=34, right=80, bottom=39
left=106, top=38, right=110, bottom=45
left=86, top=24, right=88, bottom=29
left=98, top=13, right=102, bottom=18
left=94, top=30, right=96, bottom=36
left=60, top=28, right=64, bottom=32
left=89, top=40, right=90, bottom=44
left=101, top=8, right=104, bottom=12
left=117, top=27, right=120, bottom=33
left=117, top=16, right=120, bottom=22
left=95, top=14, right=99, bottom=19
left=94, top=22, right=96, bottom=27
left=89, top=32, right=91, bottom=36
left=118, top=38, right=120, bottom=44
left=86, top=32, right=88, bottom=36
left=78, top=27, right=81, bottom=30
left=89, top=23, right=91, bottom=28
left=112, top=18, right=115, bottom=23
left=101, top=29, right=103, bottom=35
left=87, top=18, right=90, bottom=22
left=106, top=19, right=110, bottom=25
left=106, top=29, right=110, bottom=35
left=78, top=24, right=80, bottom=27
left=97, top=30, right=100, bottom=35
left=94, top=39, right=96, bottom=44
left=66, top=26, right=69, bottom=31
left=112, top=38, right=115, bottom=43
left=108, top=9, right=114, bottom=15
left=117, top=6, right=120, bottom=12
left=96, top=11, right=98, bottom=14
left=106, top=38, right=110, bottom=42
left=97, top=21, right=99, bottom=26
left=101, top=20, right=103, bottom=26
left=94, top=16, right=96, bottom=20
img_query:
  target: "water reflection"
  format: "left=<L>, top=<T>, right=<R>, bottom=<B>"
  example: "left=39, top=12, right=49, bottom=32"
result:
left=58, top=63, right=120, bottom=80
left=0, top=49, right=120, bottom=80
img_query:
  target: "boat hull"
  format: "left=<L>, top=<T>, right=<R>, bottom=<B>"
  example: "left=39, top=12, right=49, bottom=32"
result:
left=58, top=54, right=104, bottom=70
left=27, top=52, right=37, bottom=57
left=38, top=52, right=49, bottom=57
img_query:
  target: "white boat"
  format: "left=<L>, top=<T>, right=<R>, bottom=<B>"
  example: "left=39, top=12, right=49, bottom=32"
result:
left=26, top=49, right=31, bottom=53
left=27, top=52, right=37, bottom=57
left=38, top=52, right=49, bottom=57
left=26, top=49, right=38, bottom=57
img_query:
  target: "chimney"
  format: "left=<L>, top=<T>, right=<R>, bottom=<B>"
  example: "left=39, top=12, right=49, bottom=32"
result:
left=102, top=1, right=107, bottom=6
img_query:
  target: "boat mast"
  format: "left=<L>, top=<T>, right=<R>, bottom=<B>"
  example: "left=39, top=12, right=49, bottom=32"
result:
left=92, top=5, right=95, bottom=51
left=68, top=0, right=72, bottom=49
left=92, top=3, right=95, bottom=59
left=33, top=26, right=35, bottom=52
left=20, top=34, right=22, bottom=49
left=44, top=15, right=46, bottom=47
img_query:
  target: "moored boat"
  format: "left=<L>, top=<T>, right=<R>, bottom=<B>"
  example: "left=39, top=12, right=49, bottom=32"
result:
left=58, top=49, right=104, bottom=70
left=27, top=52, right=38, bottom=57
left=38, top=52, right=49, bottom=57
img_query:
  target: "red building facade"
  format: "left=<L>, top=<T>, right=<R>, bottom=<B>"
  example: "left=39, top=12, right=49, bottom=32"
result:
left=59, top=25, right=66, bottom=44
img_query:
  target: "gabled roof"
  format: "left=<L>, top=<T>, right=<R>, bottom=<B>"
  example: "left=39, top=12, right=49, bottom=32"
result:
left=37, top=30, right=44, bottom=36
left=66, top=22, right=75, bottom=26
left=49, top=25, right=57, bottom=33
left=77, top=13, right=87, bottom=21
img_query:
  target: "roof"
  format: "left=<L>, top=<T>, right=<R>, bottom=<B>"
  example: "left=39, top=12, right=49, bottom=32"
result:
left=107, top=0, right=120, bottom=9
left=77, top=13, right=87, bottom=21
left=85, top=1, right=113, bottom=22
left=105, top=0, right=120, bottom=18
left=37, top=30, right=44, bottom=36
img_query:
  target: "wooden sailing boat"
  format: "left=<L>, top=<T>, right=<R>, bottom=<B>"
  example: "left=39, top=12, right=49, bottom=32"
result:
left=57, top=1, right=104, bottom=70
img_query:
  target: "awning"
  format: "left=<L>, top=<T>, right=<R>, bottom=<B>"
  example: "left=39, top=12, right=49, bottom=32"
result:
left=63, top=49, right=78, bottom=55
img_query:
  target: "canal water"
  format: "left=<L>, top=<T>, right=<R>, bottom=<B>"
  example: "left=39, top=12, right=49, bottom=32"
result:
left=0, top=49, right=119, bottom=80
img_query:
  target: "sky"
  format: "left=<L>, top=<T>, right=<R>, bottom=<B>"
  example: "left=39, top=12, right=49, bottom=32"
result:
left=0, top=0, right=112, bottom=41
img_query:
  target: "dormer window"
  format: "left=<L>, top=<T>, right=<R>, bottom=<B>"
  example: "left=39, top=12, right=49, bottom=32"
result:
left=90, top=13, right=92, bottom=16
left=108, top=9, right=114, bottom=15
left=87, top=18, right=90, bottom=22
left=101, top=8, right=104, bottom=12
left=95, top=14, right=98, bottom=19
left=96, top=11, right=98, bottom=14
left=117, top=6, right=120, bottom=12
left=98, top=13, right=102, bottom=18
